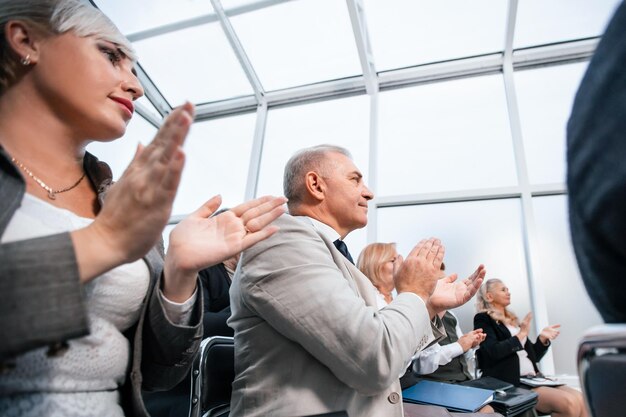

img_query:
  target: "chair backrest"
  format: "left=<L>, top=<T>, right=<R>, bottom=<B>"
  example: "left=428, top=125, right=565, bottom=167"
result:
left=189, top=336, right=235, bottom=417
left=577, top=324, right=626, bottom=417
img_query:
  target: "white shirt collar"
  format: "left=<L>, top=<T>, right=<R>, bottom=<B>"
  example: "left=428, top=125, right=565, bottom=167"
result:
left=295, top=215, right=341, bottom=243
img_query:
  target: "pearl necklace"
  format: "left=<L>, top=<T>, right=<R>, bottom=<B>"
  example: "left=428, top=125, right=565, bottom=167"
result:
left=11, top=157, right=86, bottom=200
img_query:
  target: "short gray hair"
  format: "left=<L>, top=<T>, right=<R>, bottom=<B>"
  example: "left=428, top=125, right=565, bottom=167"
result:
left=283, top=144, right=352, bottom=206
left=0, top=0, right=135, bottom=95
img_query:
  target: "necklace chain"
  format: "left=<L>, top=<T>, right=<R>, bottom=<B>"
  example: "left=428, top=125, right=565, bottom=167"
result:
left=11, top=157, right=86, bottom=200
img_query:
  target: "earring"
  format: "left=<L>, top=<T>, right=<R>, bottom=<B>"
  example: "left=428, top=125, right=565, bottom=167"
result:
left=20, top=54, right=31, bottom=66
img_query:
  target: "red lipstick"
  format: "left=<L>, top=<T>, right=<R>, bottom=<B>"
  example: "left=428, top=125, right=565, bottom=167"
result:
left=111, top=96, right=134, bottom=117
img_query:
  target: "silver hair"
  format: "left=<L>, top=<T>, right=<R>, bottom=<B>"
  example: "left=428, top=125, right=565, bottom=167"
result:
left=0, top=0, right=135, bottom=94
left=283, top=144, right=352, bottom=207
left=475, top=278, right=519, bottom=325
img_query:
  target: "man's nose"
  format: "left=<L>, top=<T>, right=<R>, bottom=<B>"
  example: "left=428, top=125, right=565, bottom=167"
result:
left=363, top=184, right=374, bottom=200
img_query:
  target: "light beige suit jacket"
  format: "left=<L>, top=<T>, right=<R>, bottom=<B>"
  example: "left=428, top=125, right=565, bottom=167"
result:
left=228, top=214, right=439, bottom=417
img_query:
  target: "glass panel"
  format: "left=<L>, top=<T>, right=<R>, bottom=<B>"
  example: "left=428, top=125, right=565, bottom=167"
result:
left=256, top=95, right=371, bottom=252
left=377, top=74, right=517, bottom=196
left=230, top=0, right=362, bottom=90
left=96, top=0, right=214, bottom=35
left=515, top=62, right=588, bottom=185
left=376, top=199, right=531, bottom=335
left=532, top=195, right=602, bottom=375
left=173, top=113, right=257, bottom=216
left=86, top=114, right=157, bottom=180
left=364, top=0, right=508, bottom=71
left=514, top=0, right=621, bottom=49
left=223, top=0, right=269, bottom=10
left=135, top=96, right=162, bottom=121
left=133, top=24, right=254, bottom=106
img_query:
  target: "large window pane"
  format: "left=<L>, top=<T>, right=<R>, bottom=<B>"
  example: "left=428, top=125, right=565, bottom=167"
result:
left=173, top=113, right=257, bottom=215
left=133, top=25, right=254, bottom=106
left=376, top=199, right=531, bottom=336
left=515, top=63, right=587, bottom=185
left=514, top=0, right=620, bottom=49
left=364, top=0, right=507, bottom=71
left=257, top=95, right=371, bottom=251
left=377, top=74, right=517, bottom=196
left=87, top=115, right=157, bottom=180
left=532, top=195, right=602, bottom=375
left=96, top=0, right=214, bottom=35
left=230, top=0, right=362, bottom=90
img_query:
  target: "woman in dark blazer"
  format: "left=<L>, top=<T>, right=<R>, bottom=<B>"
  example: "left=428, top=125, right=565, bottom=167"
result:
left=474, top=279, right=588, bottom=417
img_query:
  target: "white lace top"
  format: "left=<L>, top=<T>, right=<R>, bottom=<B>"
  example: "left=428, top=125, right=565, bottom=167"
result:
left=0, top=193, right=195, bottom=417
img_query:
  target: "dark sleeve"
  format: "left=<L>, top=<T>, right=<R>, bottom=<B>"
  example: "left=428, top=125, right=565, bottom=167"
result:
left=474, top=313, right=524, bottom=363
left=203, top=307, right=234, bottom=337
left=0, top=232, right=89, bottom=361
left=199, top=264, right=233, bottom=337
left=567, top=1, right=626, bottom=323
left=529, top=337, right=550, bottom=363
left=140, top=270, right=203, bottom=391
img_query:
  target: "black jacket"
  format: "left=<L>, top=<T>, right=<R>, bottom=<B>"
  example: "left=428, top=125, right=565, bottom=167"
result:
left=199, top=263, right=234, bottom=337
left=474, top=312, right=549, bottom=386
left=567, top=0, right=626, bottom=323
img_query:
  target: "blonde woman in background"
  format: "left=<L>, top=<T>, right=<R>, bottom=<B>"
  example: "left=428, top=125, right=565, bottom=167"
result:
left=474, top=279, right=588, bottom=417
left=357, top=242, right=400, bottom=309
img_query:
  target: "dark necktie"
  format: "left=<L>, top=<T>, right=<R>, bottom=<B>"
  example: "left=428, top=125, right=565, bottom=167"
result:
left=333, top=239, right=354, bottom=265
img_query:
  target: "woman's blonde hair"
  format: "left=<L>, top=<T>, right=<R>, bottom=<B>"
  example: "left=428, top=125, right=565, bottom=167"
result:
left=357, top=242, right=397, bottom=290
left=0, top=0, right=135, bottom=95
left=475, top=278, right=519, bottom=326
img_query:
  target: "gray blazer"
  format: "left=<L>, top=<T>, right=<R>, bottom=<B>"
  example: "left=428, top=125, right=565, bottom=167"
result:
left=0, top=148, right=203, bottom=416
left=228, top=214, right=439, bottom=417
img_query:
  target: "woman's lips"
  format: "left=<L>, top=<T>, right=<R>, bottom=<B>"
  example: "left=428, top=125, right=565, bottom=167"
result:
left=111, top=97, right=134, bottom=117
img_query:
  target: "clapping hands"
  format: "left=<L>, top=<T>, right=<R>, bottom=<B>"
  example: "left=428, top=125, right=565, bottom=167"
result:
left=394, top=238, right=445, bottom=302
left=458, top=329, right=486, bottom=352
left=163, top=194, right=286, bottom=301
left=539, top=324, right=561, bottom=345
left=74, top=103, right=195, bottom=282
left=428, top=264, right=486, bottom=314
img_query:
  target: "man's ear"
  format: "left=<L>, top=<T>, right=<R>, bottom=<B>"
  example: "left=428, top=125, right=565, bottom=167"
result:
left=4, top=20, right=44, bottom=65
left=304, top=171, right=326, bottom=202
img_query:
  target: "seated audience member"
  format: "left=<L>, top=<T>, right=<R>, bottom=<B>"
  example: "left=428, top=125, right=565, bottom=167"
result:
left=412, top=263, right=485, bottom=384
left=412, top=310, right=485, bottom=380
left=359, top=244, right=495, bottom=414
left=356, top=242, right=399, bottom=308
left=567, top=0, right=626, bottom=323
left=474, top=279, right=587, bottom=417
left=357, top=245, right=486, bottom=384
left=397, top=263, right=492, bottom=413
left=0, top=1, right=285, bottom=416
left=412, top=310, right=494, bottom=416
left=228, top=144, right=487, bottom=417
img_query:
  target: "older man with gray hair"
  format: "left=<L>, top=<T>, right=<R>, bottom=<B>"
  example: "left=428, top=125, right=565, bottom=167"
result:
left=228, top=144, right=486, bottom=417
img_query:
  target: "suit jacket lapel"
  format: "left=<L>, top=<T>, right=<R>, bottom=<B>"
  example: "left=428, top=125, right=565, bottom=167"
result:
left=318, top=232, right=378, bottom=308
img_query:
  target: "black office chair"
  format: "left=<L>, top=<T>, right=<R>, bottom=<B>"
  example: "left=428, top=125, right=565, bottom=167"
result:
left=577, top=324, right=626, bottom=417
left=187, top=336, right=351, bottom=417
left=189, top=336, right=235, bottom=417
